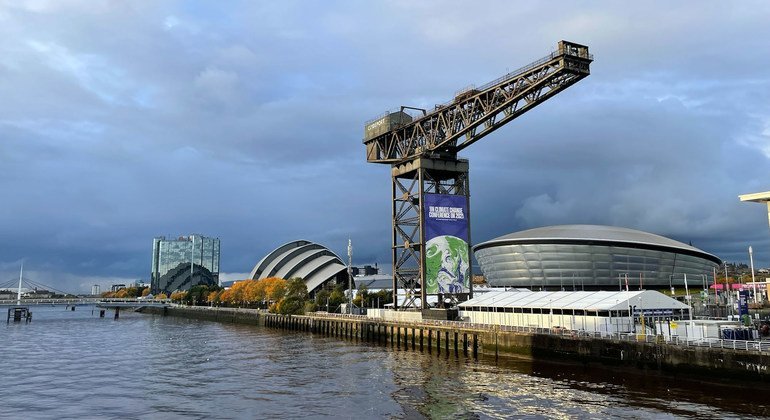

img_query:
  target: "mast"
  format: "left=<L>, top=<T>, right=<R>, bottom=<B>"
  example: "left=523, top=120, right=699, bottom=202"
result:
left=17, top=262, right=23, bottom=305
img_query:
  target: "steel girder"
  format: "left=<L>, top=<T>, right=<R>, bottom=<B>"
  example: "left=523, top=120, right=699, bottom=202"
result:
left=364, top=41, right=592, bottom=164
left=391, top=158, right=470, bottom=309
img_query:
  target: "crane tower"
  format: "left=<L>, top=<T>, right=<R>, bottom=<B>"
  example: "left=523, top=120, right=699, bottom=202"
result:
left=363, top=41, right=592, bottom=309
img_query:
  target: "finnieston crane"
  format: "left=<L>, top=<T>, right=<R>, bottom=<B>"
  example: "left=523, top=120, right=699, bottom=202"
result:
left=363, top=41, right=592, bottom=309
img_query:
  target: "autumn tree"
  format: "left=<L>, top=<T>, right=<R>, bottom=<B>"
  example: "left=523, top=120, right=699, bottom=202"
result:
left=207, top=290, right=221, bottom=306
left=170, top=291, right=187, bottom=303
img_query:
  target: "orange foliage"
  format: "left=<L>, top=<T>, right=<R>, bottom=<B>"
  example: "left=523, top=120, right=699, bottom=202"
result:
left=217, top=278, right=288, bottom=307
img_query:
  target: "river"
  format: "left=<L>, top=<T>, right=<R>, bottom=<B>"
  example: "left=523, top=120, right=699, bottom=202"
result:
left=2, top=305, right=768, bottom=419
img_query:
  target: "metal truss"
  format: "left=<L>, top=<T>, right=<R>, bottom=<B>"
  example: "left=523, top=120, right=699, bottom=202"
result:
left=392, top=158, right=470, bottom=309
left=371, top=41, right=592, bottom=310
left=365, top=41, right=592, bottom=164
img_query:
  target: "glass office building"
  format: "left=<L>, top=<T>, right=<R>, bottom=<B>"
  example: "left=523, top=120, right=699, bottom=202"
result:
left=151, top=234, right=220, bottom=292
left=473, top=225, right=721, bottom=290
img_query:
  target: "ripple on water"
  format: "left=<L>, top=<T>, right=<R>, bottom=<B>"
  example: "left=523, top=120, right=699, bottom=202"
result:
left=2, top=306, right=769, bottom=419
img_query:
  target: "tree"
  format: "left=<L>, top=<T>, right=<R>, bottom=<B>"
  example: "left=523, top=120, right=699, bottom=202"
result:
left=141, top=288, right=151, bottom=297
left=353, top=284, right=369, bottom=307
left=207, top=290, right=221, bottom=305
left=314, top=289, right=331, bottom=311
left=170, top=291, right=187, bottom=303
left=264, top=277, right=288, bottom=303
left=185, top=285, right=219, bottom=306
left=277, top=278, right=308, bottom=315
left=328, top=284, right=347, bottom=312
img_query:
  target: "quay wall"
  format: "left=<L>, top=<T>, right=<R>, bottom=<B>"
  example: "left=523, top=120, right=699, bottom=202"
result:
left=139, top=306, right=769, bottom=381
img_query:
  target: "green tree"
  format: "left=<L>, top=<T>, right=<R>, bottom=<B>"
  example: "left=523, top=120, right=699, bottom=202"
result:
left=277, top=278, right=308, bottom=315
left=328, top=284, right=347, bottom=312
left=185, top=285, right=220, bottom=306
left=373, top=290, right=392, bottom=308
left=353, top=284, right=369, bottom=307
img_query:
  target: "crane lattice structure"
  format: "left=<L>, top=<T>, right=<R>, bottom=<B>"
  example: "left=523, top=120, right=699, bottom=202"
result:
left=363, top=41, right=592, bottom=309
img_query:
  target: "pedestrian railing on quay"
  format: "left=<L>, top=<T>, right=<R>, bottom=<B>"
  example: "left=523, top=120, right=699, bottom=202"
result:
left=294, top=311, right=770, bottom=353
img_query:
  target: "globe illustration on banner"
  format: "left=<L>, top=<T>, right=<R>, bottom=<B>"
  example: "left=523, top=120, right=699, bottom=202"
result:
left=425, top=235, right=470, bottom=294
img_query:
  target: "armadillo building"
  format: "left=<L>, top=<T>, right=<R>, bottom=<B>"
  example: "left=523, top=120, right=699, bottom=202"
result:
left=473, top=225, right=721, bottom=291
left=249, top=240, right=348, bottom=294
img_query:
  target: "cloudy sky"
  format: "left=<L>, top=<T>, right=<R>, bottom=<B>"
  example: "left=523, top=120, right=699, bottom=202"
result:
left=1, top=1, right=769, bottom=293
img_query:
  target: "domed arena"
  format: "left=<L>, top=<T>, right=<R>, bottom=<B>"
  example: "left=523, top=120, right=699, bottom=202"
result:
left=473, top=225, right=721, bottom=291
left=249, top=240, right=348, bottom=294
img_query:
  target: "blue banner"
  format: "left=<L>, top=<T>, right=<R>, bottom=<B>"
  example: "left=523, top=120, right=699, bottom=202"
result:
left=424, top=194, right=470, bottom=294
left=738, top=290, right=750, bottom=317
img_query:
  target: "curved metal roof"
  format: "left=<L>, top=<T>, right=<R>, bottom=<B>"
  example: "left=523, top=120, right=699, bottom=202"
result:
left=474, top=224, right=721, bottom=264
left=458, top=290, right=688, bottom=311
left=249, top=240, right=347, bottom=293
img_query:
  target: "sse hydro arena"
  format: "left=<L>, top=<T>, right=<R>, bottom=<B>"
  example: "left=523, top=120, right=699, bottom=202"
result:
left=473, top=225, right=721, bottom=291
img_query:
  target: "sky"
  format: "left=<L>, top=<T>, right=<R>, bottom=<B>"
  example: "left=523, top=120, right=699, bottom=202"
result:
left=1, top=1, right=769, bottom=293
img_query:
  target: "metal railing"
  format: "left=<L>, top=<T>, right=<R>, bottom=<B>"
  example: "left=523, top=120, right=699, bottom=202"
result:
left=309, top=312, right=770, bottom=353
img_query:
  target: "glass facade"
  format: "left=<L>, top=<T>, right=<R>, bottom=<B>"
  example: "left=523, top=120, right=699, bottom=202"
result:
left=475, top=243, right=719, bottom=290
left=151, top=234, right=220, bottom=292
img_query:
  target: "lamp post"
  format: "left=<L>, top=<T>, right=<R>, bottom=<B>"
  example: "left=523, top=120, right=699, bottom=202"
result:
left=684, top=273, right=693, bottom=336
left=347, top=238, right=353, bottom=314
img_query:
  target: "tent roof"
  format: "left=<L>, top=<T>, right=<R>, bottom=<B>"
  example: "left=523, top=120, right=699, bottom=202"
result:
left=459, top=290, right=688, bottom=311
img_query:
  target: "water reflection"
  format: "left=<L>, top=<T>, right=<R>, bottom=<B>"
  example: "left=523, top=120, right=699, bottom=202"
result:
left=2, top=306, right=768, bottom=419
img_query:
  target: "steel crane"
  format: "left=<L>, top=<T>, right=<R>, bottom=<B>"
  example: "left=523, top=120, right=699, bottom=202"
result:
left=363, top=41, right=592, bottom=309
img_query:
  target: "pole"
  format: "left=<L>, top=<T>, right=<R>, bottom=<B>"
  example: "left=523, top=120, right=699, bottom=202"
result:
left=347, top=238, right=353, bottom=314
left=684, top=273, right=693, bottom=335
left=750, top=246, right=758, bottom=303
left=17, top=262, right=24, bottom=305
left=712, top=266, right=718, bottom=314
left=190, top=235, right=195, bottom=283
left=724, top=263, right=732, bottom=317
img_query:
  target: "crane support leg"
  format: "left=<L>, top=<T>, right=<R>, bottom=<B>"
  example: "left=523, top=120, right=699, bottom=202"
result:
left=391, top=157, right=473, bottom=309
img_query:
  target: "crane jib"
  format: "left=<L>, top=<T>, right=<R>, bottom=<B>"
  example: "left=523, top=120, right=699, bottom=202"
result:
left=363, top=40, right=592, bottom=165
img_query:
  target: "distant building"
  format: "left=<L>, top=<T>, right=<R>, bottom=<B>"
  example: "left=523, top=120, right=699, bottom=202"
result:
left=91, top=285, right=100, bottom=296
left=155, top=263, right=217, bottom=295
left=111, top=284, right=126, bottom=292
left=151, top=234, right=220, bottom=293
left=351, top=264, right=380, bottom=277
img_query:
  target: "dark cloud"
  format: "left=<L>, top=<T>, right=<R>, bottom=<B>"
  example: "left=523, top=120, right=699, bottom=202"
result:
left=1, top=1, right=769, bottom=292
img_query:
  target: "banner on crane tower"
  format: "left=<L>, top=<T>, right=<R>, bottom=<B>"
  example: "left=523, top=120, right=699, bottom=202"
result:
left=423, top=193, right=470, bottom=295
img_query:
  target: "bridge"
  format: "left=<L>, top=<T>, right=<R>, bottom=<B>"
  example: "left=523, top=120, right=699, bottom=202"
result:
left=3, top=298, right=172, bottom=322
left=0, top=298, right=172, bottom=307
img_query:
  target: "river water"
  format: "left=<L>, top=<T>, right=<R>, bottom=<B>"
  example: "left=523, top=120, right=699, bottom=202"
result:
left=2, top=305, right=768, bottom=419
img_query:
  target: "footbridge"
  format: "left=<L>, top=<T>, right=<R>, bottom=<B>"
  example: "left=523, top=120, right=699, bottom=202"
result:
left=0, top=298, right=172, bottom=307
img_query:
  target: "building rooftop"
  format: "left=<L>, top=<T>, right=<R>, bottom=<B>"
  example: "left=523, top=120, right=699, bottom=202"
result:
left=474, top=224, right=720, bottom=264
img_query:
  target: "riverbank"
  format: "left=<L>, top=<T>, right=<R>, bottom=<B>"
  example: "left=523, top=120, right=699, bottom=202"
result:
left=139, top=305, right=770, bottom=383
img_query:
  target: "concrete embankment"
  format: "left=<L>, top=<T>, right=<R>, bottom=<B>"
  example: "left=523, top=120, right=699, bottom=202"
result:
left=139, top=306, right=769, bottom=382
